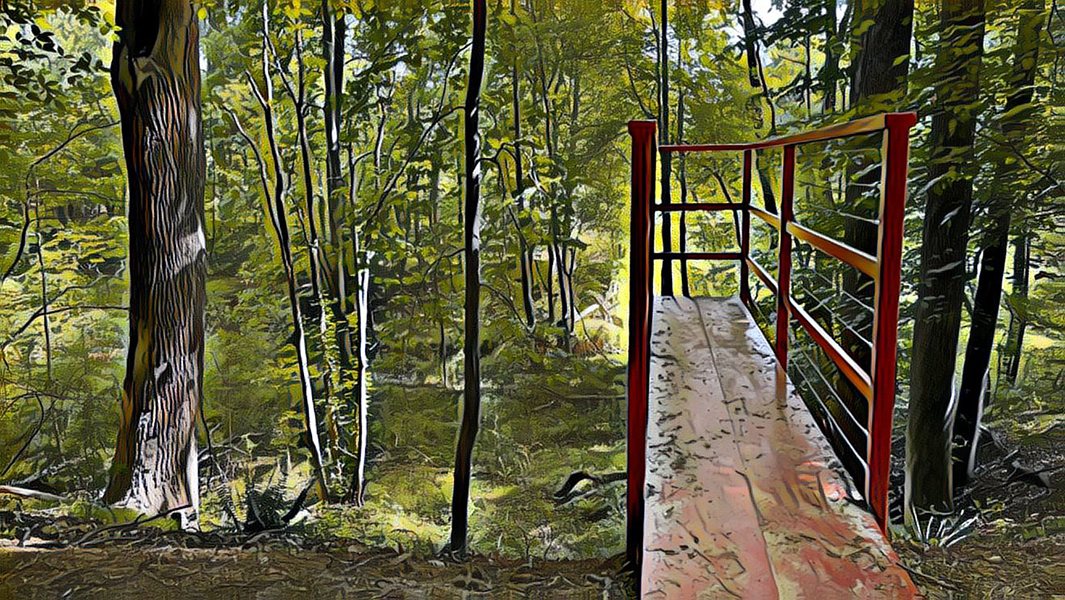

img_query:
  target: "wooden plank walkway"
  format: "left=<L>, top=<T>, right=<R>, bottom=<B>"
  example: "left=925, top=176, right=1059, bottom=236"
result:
left=641, top=296, right=916, bottom=599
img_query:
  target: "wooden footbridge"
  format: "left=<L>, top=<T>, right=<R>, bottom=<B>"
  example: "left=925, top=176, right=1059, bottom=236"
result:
left=625, top=114, right=919, bottom=597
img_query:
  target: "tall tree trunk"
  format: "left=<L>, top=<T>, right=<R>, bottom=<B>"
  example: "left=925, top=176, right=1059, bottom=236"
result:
left=349, top=234, right=370, bottom=506
left=841, top=0, right=915, bottom=289
left=321, top=0, right=357, bottom=455
left=511, top=0, right=535, bottom=329
left=450, top=0, right=486, bottom=556
left=546, top=243, right=556, bottom=323
left=345, top=147, right=371, bottom=505
left=954, top=0, right=1045, bottom=488
left=104, top=0, right=207, bottom=526
left=907, top=0, right=986, bottom=522
left=279, top=31, right=341, bottom=476
left=230, top=7, right=330, bottom=502
left=741, top=0, right=761, bottom=88
left=659, top=0, right=673, bottom=295
left=323, top=2, right=345, bottom=206
left=560, top=67, right=581, bottom=342
left=837, top=0, right=914, bottom=450
left=1005, top=232, right=1030, bottom=384
left=429, top=157, right=449, bottom=388
left=677, top=88, right=690, bottom=297
left=821, top=0, right=839, bottom=113
left=529, top=0, right=565, bottom=333
left=34, top=200, right=52, bottom=381
left=741, top=0, right=780, bottom=216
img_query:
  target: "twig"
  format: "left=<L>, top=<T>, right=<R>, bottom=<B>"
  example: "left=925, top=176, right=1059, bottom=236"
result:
left=0, top=485, right=66, bottom=502
left=897, top=562, right=960, bottom=592
left=73, top=504, right=193, bottom=547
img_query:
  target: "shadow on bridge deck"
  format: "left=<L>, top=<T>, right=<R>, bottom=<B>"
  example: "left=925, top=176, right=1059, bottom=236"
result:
left=641, top=296, right=916, bottom=599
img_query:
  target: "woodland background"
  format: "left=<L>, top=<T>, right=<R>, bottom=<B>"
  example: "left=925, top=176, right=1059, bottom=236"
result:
left=0, top=0, right=1061, bottom=596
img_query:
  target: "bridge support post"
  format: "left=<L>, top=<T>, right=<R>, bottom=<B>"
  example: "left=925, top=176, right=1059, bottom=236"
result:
left=626, top=120, right=656, bottom=572
left=868, top=113, right=917, bottom=531
left=774, top=145, right=796, bottom=367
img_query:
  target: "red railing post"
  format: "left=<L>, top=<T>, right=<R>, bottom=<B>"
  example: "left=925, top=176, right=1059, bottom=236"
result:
left=626, top=120, right=656, bottom=568
left=774, top=145, right=796, bottom=367
left=740, top=149, right=753, bottom=307
left=867, top=113, right=917, bottom=532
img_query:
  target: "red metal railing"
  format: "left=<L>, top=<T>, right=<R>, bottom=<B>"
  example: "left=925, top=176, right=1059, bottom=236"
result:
left=625, top=113, right=917, bottom=567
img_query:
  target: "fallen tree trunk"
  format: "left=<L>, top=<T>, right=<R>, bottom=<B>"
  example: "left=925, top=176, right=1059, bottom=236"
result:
left=553, top=470, right=626, bottom=504
left=0, top=485, right=66, bottom=502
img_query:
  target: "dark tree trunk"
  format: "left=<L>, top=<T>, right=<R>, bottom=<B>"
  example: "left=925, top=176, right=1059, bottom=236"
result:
left=230, top=7, right=330, bottom=502
left=841, top=0, right=915, bottom=286
left=323, top=2, right=345, bottom=204
left=954, top=0, right=1045, bottom=487
left=848, top=0, right=915, bottom=108
left=677, top=89, right=690, bottom=297
left=450, top=0, right=486, bottom=556
left=511, top=0, right=535, bottom=329
left=659, top=0, right=673, bottom=295
left=837, top=0, right=914, bottom=434
left=741, top=0, right=780, bottom=216
left=562, top=69, right=579, bottom=337
left=104, top=0, right=207, bottom=526
left=821, top=0, right=839, bottom=112
left=322, top=0, right=355, bottom=396
left=1005, top=233, right=1029, bottom=384
left=907, top=0, right=986, bottom=521
left=529, top=0, right=564, bottom=333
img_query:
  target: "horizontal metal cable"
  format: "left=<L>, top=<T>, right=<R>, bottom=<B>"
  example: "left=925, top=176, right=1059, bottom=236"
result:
left=789, top=340, right=870, bottom=440
left=788, top=351, right=869, bottom=469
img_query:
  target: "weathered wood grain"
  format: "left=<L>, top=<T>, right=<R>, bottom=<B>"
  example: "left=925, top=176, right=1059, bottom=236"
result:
left=642, top=297, right=779, bottom=599
left=642, top=297, right=916, bottom=598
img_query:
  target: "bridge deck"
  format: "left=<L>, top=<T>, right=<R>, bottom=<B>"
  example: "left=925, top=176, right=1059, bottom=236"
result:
left=641, top=297, right=916, bottom=598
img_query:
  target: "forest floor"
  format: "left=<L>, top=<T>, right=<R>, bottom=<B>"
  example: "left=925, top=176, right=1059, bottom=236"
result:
left=1, top=366, right=1061, bottom=598
left=0, top=527, right=628, bottom=599
left=891, top=389, right=1065, bottom=599
left=0, top=370, right=634, bottom=599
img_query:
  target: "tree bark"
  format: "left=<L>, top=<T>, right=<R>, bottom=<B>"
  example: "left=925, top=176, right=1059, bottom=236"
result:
left=449, top=0, right=486, bottom=556
left=104, top=0, right=207, bottom=526
left=954, top=0, right=1045, bottom=487
left=1005, top=232, right=1029, bottom=384
left=230, top=6, right=330, bottom=502
left=837, top=0, right=914, bottom=443
left=841, top=0, right=915, bottom=301
left=677, top=88, right=690, bottom=297
left=907, top=0, right=986, bottom=521
left=511, top=0, right=535, bottom=330
left=659, top=0, right=673, bottom=295
left=820, top=0, right=839, bottom=113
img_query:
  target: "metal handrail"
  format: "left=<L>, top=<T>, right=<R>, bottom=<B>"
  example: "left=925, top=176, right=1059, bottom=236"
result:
left=625, top=112, right=917, bottom=568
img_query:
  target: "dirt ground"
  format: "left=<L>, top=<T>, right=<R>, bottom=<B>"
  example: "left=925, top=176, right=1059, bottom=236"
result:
left=0, top=543, right=628, bottom=600
left=891, top=420, right=1065, bottom=599
left=0, top=505, right=1061, bottom=599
